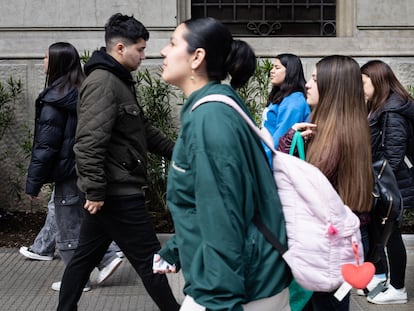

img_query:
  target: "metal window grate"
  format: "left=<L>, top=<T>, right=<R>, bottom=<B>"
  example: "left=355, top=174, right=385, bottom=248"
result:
left=191, top=0, right=336, bottom=37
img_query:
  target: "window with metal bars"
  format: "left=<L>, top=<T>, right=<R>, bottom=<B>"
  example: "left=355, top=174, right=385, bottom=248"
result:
left=191, top=0, right=336, bottom=37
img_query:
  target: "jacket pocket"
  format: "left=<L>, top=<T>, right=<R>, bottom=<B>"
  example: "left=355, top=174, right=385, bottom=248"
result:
left=54, top=193, right=81, bottom=208
left=105, top=146, right=146, bottom=183
left=118, top=103, right=143, bottom=136
left=121, top=148, right=146, bottom=177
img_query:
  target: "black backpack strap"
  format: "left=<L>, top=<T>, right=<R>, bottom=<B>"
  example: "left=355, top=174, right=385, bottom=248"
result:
left=252, top=211, right=288, bottom=255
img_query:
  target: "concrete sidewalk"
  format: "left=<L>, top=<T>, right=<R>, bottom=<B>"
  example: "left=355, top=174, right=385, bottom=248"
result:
left=0, top=234, right=413, bottom=310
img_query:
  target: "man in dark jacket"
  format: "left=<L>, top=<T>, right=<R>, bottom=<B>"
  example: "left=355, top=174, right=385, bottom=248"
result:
left=57, top=13, right=179, bottom=311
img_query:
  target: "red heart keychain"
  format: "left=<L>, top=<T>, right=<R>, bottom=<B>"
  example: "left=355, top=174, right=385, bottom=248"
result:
left=341, top=240, right=375, bottom=289
left=341, top=262, right=375, bottom=289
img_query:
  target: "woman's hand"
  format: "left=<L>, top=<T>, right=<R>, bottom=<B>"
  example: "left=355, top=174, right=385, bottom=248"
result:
left=292, top=122, right=317, bottom=141
left=152, top=254, right=177, bottom=274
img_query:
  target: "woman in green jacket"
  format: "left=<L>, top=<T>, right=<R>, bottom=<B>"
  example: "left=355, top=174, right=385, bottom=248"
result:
left=155, top=17, right=291, bottom=311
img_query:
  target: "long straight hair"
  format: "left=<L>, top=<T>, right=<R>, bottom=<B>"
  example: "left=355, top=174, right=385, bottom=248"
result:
left=45, top=42, right=85, bottom=93
left=267, top=53, right=306, bottom=105
left=307, top=55, right=373, bottom=213
left=361, top=60, right=414, bottom=113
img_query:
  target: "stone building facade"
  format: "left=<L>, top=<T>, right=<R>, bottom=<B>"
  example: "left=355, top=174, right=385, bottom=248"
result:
left=0, top=0, right=413, bottom=210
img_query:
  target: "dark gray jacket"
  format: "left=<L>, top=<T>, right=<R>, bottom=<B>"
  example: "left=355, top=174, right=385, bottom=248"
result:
left=369, top=93, right=414, bottom=209
left=74, top=48, right=174, bottom=201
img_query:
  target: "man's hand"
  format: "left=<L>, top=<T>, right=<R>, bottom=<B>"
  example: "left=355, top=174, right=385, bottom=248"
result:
left=84, top=200, right=104, bottom=214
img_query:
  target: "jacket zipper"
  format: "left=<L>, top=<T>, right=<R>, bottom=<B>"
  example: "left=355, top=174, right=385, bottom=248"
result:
left=378, top=161, right=393, bottom=225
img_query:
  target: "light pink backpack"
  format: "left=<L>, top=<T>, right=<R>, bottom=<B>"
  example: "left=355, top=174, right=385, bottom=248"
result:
left=192, top=94, right=363, bottom=292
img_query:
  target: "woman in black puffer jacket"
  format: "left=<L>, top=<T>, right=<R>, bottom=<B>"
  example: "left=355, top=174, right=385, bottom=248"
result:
left=25, top=42, right=121, bottom=290
left=26, top=43, right=85, bottom=271
left=25, top=79, right=78, bottom=194
left=361, top=60, right=414, bottom=305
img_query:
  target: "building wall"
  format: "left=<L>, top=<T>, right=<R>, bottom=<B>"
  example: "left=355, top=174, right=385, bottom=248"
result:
left=1, top=0, right=413, bottom=103
left=0, top=0, right=413, bottom=210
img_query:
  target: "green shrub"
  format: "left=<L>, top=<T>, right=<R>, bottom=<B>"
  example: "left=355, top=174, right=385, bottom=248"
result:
left=0, top=77, right=22, bottom=140
left=237, top=58, right=272, bottom=124
left=135, top=68, right=179, bottom=232
left=0, top=77, right=27, bottom=205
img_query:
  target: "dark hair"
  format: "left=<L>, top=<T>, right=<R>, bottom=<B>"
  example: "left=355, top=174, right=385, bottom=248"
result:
left=105, top=13, right=149, bottom=48
left=183, top=17, right=256, bottom=89
left=360, top=60, right=414, bottom=113
left=46, top=42, right=85, bottom=92
left=267, top=53, right=306, bottom=105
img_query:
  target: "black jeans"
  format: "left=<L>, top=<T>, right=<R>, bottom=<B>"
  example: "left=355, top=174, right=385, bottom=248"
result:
left=57, top=194, right=180, bottom=311
left=374, top=225, right=407, bottom=289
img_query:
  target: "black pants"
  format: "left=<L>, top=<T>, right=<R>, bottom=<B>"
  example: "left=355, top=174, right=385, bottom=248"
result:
left=374, top=225, right=407, bottom=289
left=302, top=292, right=350, bottom=311
left=57, top=194, right=180, bottom=311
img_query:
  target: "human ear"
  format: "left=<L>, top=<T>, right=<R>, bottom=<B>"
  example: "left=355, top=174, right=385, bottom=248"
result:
left=114, top=42, right=126, bottom=56
left=191, top=48, right=206, bottom=70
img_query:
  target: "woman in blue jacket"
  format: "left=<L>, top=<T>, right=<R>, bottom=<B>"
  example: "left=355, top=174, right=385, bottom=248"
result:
left=261, top=53, right=310, bottom=163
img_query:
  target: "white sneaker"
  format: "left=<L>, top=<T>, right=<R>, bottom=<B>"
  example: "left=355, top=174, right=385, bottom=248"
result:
left=116, top=251, right=125, bottom=258
left=356, top=274, right=387, bottom=296
left=51, top=281, right=91, bottom=292
left=97, top=257, right=122, bottom=284
left=367, top=274, right=387, bottom=292
left=367, top=284, right=407, bottom=304
left=19, top=246, right=53, bottom=261
left=356, top=289, right=365, bottom=296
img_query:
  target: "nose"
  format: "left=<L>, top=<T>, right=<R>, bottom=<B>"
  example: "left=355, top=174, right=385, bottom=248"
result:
left=160, top=46, right=167, bottom=57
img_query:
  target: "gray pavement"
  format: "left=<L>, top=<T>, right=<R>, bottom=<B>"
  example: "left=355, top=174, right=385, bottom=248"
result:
left=0, top=234, right=413, bottom=311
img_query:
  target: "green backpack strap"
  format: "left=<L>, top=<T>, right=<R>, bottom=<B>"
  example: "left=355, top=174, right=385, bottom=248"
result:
left=289, top=130, right=305, bottom=160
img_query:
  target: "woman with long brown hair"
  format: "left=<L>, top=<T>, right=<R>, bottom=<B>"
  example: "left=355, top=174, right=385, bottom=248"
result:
left=278, top=55, right=373, bottom=310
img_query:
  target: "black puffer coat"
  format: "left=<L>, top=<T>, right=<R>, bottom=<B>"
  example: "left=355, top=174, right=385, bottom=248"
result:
left=25, top=81, right=78, bottom=196
left=369, top=93, right=414, bottom=209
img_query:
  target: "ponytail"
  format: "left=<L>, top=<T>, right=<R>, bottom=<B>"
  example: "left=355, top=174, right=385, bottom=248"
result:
left=183, top=18, right=256, bottom=89
left=225, top=40, right=256, bottom=89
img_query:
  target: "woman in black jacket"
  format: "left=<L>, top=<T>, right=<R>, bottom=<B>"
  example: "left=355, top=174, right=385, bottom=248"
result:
left=26, top=42, right=121, bottom=291
left=361, top=60, right=414, bottom=304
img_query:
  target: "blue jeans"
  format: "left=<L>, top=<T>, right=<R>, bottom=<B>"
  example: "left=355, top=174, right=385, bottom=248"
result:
left=30, top=189, right=56, bottom=257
